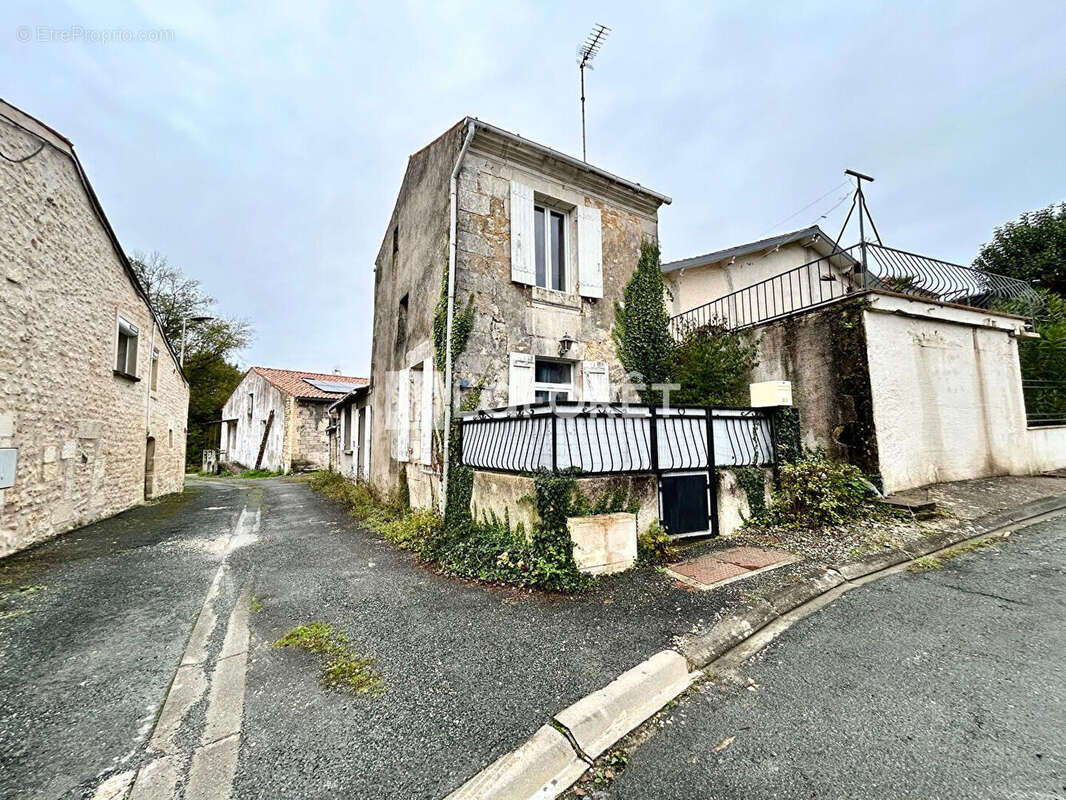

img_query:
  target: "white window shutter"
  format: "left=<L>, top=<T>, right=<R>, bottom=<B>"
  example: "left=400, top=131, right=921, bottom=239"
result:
left=582, top=360, right=610, bottom=403
left=577, top=205, right=603, bottom=299
left=420, top=357, right=434, bottom=465
left=362, top=406, right=372, bottom=479
left=510, top=181, right=536, bottom=285
left=395, top=368, right=410, bottom=462
left=508, top=353, right=535, bottom=406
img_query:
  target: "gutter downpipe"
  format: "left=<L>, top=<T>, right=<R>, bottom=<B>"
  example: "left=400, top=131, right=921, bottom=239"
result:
left=145, top=323, right=156, bottom=435
left=441, top=119, right=477, bottom=514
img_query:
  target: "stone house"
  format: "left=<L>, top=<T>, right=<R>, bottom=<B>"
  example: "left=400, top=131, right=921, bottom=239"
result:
left=0, top=99, right=190, bottom=557
left=220, top=367, right=366, bottom=473
left=662, top=227, right=1066, bottom=493
left=366, top=117, right=671, bottom=508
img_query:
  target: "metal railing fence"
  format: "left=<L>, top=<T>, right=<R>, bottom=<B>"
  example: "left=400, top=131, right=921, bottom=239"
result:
left=669, top=243, right=1042, bottom=338
left=458, top=402, right=775, bottom=475
left=1022, top=379, right=1066, bottom=428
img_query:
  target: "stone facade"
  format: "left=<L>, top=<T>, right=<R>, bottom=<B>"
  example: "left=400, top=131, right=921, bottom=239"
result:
left=367, top=119, right=669, bottom=506
left=0, top=101, right=189, bottom=557
left=220, top=367, right=362, bottom=473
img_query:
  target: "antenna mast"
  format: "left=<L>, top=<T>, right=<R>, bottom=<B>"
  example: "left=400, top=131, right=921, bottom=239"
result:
left=835, top=168, right=883, bottom=274
left=577, top=23, right=610, bottom=162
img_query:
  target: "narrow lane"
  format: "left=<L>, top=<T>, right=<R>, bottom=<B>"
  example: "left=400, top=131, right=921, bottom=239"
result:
left=0, top=479, right=256, bottom=800
left=602, top=517, right=1066, bottom=800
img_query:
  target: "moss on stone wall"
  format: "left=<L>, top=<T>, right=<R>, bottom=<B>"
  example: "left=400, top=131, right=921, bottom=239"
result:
left=824, top=299, right=880, bottom=479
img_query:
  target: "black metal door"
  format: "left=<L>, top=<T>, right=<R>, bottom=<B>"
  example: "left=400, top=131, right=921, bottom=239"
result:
left=659, top=472, right=712, bottom=536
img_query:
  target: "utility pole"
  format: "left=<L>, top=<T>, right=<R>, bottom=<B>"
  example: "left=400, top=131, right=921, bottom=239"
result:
left=180, top=314, right=214, bottom=366
left=577, top=24, right=610, bottom=162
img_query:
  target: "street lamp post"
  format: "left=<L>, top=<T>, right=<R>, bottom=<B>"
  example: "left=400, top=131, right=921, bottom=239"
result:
left=180, top=314, right=214, bottom=366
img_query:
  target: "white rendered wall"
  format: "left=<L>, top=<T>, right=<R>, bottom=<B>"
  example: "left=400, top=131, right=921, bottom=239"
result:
left=221, top=372, right=287, bottom=472
left=864, top=295, right=1066, bottom=492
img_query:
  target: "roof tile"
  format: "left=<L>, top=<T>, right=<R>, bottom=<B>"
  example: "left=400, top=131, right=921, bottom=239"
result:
left=250, top=366, right=367, bottom=400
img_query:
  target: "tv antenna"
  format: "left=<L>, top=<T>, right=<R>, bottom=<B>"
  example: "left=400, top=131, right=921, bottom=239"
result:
left=577, top=23, right=610, bottom=162
left=831, top=169, right=883, bottom=274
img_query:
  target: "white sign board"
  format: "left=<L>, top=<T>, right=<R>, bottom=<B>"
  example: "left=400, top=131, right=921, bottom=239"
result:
left=0, top=449, right=17, bottom=489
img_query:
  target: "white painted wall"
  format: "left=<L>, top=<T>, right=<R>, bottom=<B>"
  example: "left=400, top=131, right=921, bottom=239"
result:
left=221, top=372, right=287, bottom=472
left=332, top=395, right=371, bottom=480
left=864, top=294, right=1066, bottom=492
left=664, top=241, right=858, bottom=323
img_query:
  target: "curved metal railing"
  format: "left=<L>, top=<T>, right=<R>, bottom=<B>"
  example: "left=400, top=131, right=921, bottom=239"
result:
left=458, top=403, right=775, bottom=475
left=669, top=242, right=1042, bottom=337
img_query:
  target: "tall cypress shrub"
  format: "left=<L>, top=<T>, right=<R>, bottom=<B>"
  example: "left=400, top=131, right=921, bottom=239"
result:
left=614, top=239, right=674, bottom=403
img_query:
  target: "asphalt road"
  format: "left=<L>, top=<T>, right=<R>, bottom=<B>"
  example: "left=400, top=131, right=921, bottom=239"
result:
left=603, top=515, right=1066, bottom=800
left=0, top=476, right=759, bottom=799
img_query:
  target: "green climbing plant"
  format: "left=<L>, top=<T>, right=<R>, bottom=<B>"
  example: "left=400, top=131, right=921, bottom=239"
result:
left=614, top=239, right=675, bottom=403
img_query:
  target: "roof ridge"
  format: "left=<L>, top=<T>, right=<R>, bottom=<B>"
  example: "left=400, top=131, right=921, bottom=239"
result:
left=661, top=225, right=842, bottom=274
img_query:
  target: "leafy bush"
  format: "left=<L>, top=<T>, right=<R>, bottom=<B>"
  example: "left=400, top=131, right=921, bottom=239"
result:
left=763, top=450, right=869, bottom=527
left=637, top=522, right=676, bottom=564
left=671, top=323, right=758, bottom=406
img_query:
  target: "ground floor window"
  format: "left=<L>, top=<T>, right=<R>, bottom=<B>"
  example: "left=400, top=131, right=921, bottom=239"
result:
left=534, top=359, right=573, bottom=404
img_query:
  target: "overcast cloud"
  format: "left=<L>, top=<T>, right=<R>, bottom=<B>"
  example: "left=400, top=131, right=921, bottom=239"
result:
left=5, top=0, right=1065, bottom=376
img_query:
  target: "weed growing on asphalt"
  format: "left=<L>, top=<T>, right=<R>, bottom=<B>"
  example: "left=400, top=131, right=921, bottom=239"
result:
left=274, top=622, right=383, bottom=695
left=305, top=470, right=592, bottom=593
left=637, top=522, right=676, bottom=564
left=908, top=537, right=999, bottom=572
left=250, top=595, right=262, bottom=612
left=238, top=469, right=283, bottom=479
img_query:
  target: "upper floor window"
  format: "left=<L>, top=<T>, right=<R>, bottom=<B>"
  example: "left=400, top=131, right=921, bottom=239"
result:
left=534, top=205, right=567, bottom=291
left=247, top=392, right=254, bottom=419
left=115, top=316, right=139, bottom=377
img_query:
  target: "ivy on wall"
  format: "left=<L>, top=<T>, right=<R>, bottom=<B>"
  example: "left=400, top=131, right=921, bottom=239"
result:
left=731, top=466, right=768, bottom=520
left=613, top=240, right=675, bottom=403
left=433, top=269, right=475, bottom=373
left=824, top=299, right=880, bottom=480
left=770, top=406, right=801, bottom=466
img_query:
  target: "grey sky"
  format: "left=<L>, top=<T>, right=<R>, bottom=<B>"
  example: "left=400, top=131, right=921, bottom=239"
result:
left=6, top=0, right=1065, bottom=376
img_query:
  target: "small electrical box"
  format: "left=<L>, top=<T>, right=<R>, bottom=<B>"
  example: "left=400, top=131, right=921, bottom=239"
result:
left=0, top=449, right=18, bottom=489
left=749, top=381, right=793, bottom=408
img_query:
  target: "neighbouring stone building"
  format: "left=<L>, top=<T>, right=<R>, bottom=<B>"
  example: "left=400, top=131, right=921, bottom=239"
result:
left=367, top=118, right=671, bottom=507
left=220, top=367, right=366, bottom=473
left=0, top=99, right=190, bottom=557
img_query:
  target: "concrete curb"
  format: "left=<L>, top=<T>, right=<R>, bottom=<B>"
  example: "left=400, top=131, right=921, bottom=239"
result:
left=447, top=493, right=1066, bottom=799
left=554, top=650, right=695, bottom=761
left=444, top=725, right=588, bottom=800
